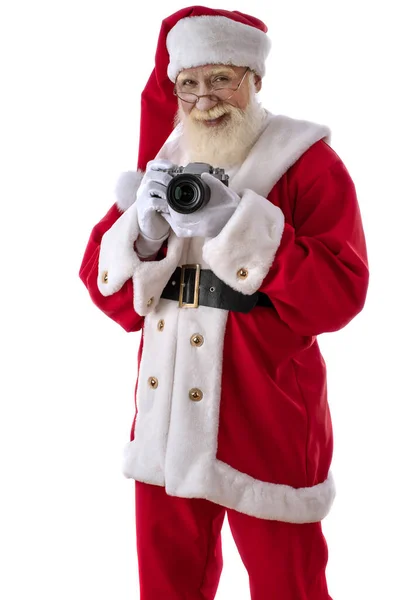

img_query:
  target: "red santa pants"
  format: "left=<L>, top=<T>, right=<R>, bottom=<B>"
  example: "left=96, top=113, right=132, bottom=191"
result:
left=135, top=481, right=332, bottom=600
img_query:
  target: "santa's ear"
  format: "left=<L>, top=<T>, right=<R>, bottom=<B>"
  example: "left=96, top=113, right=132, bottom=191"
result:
left=249, top=70, right=262, bottom=93
left=254, top=74, right=262, bottom=93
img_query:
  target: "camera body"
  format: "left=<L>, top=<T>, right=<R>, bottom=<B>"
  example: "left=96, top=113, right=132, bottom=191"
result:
left=163, top=162, right=229, bottom=214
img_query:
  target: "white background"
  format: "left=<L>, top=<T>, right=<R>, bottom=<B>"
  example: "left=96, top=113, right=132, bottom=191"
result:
left=1, top=1, right=398, bottom=598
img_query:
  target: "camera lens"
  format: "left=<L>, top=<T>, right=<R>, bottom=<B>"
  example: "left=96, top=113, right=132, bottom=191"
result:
left=167, top=175, right=210, bottom=214
left=174, top=183, right=197, bottom=205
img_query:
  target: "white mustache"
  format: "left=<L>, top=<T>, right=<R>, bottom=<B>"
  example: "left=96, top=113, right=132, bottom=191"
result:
left=191, top=104, right=231, bottom=122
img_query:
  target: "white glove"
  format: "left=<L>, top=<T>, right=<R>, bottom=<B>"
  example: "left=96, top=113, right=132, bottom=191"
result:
left=135, top=159, right=176, bottom=257
left=164, top=172, right=241, bottom=239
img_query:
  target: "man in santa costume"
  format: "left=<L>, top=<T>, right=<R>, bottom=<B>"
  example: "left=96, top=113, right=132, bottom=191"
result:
left=80, top=6, right=369, bottom=599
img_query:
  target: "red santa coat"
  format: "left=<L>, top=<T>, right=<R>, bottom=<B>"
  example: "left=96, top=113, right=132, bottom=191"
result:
left=80, top=113, right=369, bottom=523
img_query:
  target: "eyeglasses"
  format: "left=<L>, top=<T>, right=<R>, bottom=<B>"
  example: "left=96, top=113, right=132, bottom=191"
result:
left=174, top=67, right=250, bottom=104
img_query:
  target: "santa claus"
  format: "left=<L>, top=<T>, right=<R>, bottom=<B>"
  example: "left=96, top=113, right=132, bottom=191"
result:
left=80, top=6, right=369, bottom=599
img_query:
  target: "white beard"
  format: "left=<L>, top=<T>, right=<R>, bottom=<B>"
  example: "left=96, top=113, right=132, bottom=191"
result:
left=175, top=87, right=267, bottom=169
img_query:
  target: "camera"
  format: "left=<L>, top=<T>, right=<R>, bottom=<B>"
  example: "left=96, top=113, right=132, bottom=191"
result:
left=163, top=162, right=229, bottom=214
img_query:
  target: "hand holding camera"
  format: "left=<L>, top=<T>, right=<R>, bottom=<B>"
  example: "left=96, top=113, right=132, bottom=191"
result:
left=135, top=160, right=241, bottom=250
left=135, top=159, right=175, bottom=257
left=162, top=162, right=241, bottom=239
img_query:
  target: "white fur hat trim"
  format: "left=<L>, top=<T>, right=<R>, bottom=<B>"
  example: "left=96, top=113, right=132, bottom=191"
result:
left=166, top=15, right=271, bottom=81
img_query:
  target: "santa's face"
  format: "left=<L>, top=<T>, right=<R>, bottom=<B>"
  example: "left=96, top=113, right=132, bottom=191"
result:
left=176, top=64, right=260, bottom=116
left=174, top=64, right=266, bottom=168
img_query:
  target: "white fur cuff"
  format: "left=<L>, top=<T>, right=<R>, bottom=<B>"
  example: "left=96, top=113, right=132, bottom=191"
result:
left=98, top=202, right=140, bottom=296
left=202, top=189, right=285, bottom=295
left=97, top=202, right=184, bottom=315
left=115, top=170, right=144, bottom=212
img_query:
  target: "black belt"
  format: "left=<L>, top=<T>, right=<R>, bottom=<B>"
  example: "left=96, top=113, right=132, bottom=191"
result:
left=160, top=265, right=273, bottom=313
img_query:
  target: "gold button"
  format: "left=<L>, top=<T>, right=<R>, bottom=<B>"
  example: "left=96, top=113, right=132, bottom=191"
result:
left=189, top=388, right=203, bottom=402
left=148, top=377, right=158, bottom=389
left=147, top=297, right=154, bottom=307
left=190, top=334, right=204, bottom=347
left=101, top=271, right=108, bottom=284
left=157, top=319, right=165, bottom=331
left=237, top=268, right=248, bottom=280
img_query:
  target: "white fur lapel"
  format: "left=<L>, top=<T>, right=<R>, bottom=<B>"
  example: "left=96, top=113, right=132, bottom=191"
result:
left=228, top=111, right=331, bottom=197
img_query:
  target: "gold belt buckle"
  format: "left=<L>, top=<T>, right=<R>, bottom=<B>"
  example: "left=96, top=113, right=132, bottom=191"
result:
left=179, top=264, right=201, bottom=308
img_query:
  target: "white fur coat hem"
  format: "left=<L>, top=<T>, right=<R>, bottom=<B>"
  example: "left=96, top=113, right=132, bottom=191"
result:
left=123, top=439, right=335, bottom=523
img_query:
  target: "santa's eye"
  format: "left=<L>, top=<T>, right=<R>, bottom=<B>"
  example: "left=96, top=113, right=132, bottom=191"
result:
left=211, top=76, right=233, bottom=88
left=181, top=79, right=197, bottom=87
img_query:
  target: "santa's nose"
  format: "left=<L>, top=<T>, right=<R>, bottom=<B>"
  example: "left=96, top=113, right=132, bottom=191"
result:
left=194, top=95, right=219, bottom=111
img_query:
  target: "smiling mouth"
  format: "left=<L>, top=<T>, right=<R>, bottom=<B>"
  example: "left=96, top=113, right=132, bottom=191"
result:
left=199, top=113, right=229, bottom=127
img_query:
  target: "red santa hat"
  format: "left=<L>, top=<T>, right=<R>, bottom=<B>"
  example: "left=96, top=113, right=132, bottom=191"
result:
left=137, top=6, right=271, bottom=171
